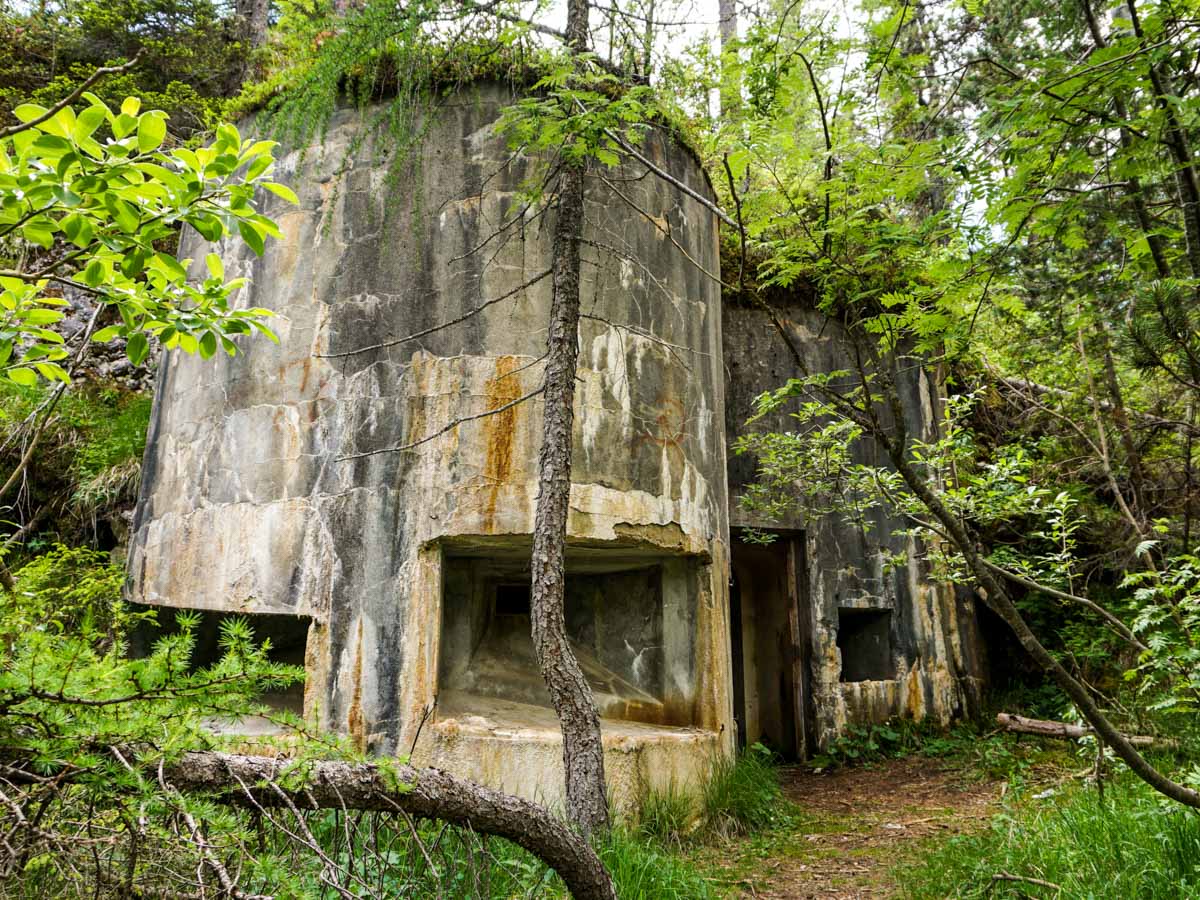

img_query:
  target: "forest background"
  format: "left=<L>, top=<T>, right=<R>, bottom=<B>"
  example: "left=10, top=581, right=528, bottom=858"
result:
left=2, top=0, right=1200, bottom=896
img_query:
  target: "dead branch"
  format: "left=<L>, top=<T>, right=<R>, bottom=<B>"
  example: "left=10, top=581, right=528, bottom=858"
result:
left=0, top=55, right=142, bottom=140
left=995, top=713, right=1176, bottom=748
left=989, top=871, right=1062, bottom=893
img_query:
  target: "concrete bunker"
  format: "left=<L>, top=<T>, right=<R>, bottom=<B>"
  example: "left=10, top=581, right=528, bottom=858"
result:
left=128, top=77, right=990, bottom=812
left=128, top=81, right=734, bottom=811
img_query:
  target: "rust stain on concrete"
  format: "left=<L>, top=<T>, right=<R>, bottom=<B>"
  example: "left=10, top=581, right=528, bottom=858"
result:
left=347, top=618, right=366, bottom=752
left=481, top=355, right=522, bottom=531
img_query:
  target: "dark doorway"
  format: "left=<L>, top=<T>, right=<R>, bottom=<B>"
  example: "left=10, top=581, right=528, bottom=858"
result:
left=729, top=533, right=815, bottom=759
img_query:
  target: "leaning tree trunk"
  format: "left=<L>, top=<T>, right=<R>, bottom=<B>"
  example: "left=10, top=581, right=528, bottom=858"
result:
left=528, top=0, right=610, bottom=837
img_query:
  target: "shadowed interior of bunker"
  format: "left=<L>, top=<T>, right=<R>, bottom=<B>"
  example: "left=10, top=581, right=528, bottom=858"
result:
left=437, top=538, right=706, bottom=728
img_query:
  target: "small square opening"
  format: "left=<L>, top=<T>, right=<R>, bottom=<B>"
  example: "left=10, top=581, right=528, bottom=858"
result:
left=495, top=583, right=531, bottom=618
left=836, top=608, right=894, bottom=682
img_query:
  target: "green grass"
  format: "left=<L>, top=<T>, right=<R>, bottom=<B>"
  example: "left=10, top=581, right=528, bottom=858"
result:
left=898, top=777, right=1200, bottom=898
left=702, top=744, right=785, bottom=837
left=597, top=827, right=719, bottom=899
left=637, top=781, right=697, bottom=846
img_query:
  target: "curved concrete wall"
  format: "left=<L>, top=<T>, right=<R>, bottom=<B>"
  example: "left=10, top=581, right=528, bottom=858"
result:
left=128, top=84, right=733, bottom=795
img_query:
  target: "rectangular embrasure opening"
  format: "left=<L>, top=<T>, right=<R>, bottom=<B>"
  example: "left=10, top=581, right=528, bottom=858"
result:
left=836, top=607, right=894, bottom=682
left=438, top=540, right=699, bottom=727
left=131, top=608, right=309, bottom=715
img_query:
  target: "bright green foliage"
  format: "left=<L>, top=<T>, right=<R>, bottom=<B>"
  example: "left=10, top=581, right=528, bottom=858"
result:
left=1124, top=557, right=1200, bottom=714
left=0, top=382, right=152, bottom=541
left=1, top=0, right=265, bottom=132
left=0, top=548, right=304, bottom=766
left=496, top=67, right=655, bottom=172
left=900, top=777, right=1200, bottom=898
left=0, top=546, right=308, bottom=896
left=1, top=96, right=293, bottom=384
left=1, top=544, right=128, bottom=638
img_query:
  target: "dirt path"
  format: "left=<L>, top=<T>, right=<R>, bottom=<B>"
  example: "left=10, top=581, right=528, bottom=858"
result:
left=714, top=757, right=1004, bottom=898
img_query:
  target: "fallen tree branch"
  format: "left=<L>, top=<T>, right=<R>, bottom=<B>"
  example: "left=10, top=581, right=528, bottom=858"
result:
left=996, top=713, right=1176, bottom=748
left=3, top=749, right=616, bottom=899
left=989, top=870, right=1061, bottom=893
left=172, top=751, right=615, bottom=898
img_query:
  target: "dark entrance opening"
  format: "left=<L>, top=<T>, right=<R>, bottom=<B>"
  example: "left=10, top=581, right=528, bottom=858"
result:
left=729, top=532, right=814, bottom=760
left=438, top=539, right=704, bottom=728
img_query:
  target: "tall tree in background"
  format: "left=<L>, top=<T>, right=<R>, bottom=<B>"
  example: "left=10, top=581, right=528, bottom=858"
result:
left=721, top=0, right=1200, bottom=808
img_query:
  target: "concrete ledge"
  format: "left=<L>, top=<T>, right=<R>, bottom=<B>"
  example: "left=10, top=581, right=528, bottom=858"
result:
left=412, top=693, right=721, bottom=816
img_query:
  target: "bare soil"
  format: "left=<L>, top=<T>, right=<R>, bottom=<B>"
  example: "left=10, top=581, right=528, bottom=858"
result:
left=714, top=757, right=1004, bottom=898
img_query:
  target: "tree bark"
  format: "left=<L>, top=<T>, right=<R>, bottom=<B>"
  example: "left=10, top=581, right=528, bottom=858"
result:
left=718, top=0, right=739, bottom=118
left=73, top=750, right=617, bottom=900
left=528, top=0, right=610, bottom=837
left=236, top=0, right=270, bottom=50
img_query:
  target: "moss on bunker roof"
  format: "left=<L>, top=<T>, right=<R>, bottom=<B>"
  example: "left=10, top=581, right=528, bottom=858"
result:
left=235, top=39, right=715, bottom=196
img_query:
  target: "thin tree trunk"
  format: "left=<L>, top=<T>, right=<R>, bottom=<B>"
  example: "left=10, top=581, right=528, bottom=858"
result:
left=1098, top=318, right=1147, bottom=518
left=871, top=374, right=1200, bottom=809
left=529, top=0, right=610, bottom=837
left=718, top=0, right=739, bottom=117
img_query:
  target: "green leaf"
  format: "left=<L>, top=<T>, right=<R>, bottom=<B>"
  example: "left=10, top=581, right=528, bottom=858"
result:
left=91, top=325, right=123, bottom=343
left=199, top=331, right=218, bottom=359
left=12, top=104, right=47, bottom=125
left=137, top=114, right=167, bottom=153
left=205, top=253, right=224, bottom=280
left=262, top=182, right=299, bottom=205
left=35, top=362, right=70, bottom=382
left=74, top=106, right=107, bottom=142
left=105, top=196, right=140, bottom=233
left=82, top=259, right=107, bottom=288
left=126, top=332, right=150, bottom=366
left=120, top=97, right=142, bottom=117
left=7, top=367, right=38, bottom=386
left=237, top=220, right=265, bottom=256
left=21, top=308, right=64, bottom=326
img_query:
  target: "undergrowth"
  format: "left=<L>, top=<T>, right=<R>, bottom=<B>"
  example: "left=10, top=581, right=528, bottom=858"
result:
left=899, top=776, right=1200, bottom=898
left=0, top=382, right=151, bottom=546
left=701, top=743, right=785, bottom=837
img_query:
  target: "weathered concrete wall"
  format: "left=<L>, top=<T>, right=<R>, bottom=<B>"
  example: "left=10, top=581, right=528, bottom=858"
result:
left=723, top=297, right=984, bottom=748
left=129, top=83, right=734, bottom=798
